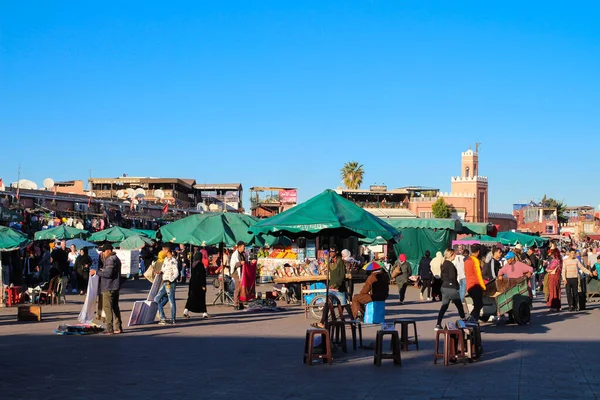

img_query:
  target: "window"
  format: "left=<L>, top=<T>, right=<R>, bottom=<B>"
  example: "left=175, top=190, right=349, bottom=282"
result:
left=465, top=166, right=470, bottom=178
left=419, top=211, right=433, bottom=219
left=545, top=225, right=555, bottom=234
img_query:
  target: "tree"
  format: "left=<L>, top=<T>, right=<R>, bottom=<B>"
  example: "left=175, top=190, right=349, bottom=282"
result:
left=432, top=197, right=452, bottom=219
left=540, top=195, right=568, bottom=224
left=340, top=161, right=364, bottom=190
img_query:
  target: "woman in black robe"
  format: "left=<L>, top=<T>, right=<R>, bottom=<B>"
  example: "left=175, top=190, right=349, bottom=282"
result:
left=75, top=248, right=92, bottom=295
left=183, top=251, right=209, bottom=318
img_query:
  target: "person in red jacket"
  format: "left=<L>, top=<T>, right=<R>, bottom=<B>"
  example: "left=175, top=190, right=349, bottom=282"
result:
left=464, top=244, right=486, bottom=323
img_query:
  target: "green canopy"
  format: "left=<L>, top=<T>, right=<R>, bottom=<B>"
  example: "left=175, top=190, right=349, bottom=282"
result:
left=118, top=235, right=154, bottom=250
left=131, top=228, right=158, bottom=240
left=497, top=231, right=549, bottom=247
left=88, top=226, right=148, bottom=243
left=0, top=226, right=31, bottom=251
left=34, top=225, right=89, bottom=241
left=388, top=218, right=463, bottom=231
left=249, top=190, right=400, bottom=240
left=459, top=235, right=512, bottom=245
left=359, top=236, right=388, bottom=246
left=461, top=222, right=495, bottom=235
left=384, top=219, right=461, bottom=275
left=160, top=212, right=261, bottom=247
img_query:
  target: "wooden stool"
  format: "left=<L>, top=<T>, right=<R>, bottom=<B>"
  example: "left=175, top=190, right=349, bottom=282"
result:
left=462, top=324, right=483, bottom=360
left=347, top=319, right=363, bottom=350
left=433, top=329, right=467, bottom=366
left=328, top=320, right=348, bottom=353
left=328, top=299, right=361, bottom=351
left=17, top=305, right=42, bottom=322
left=303, top=328, right=333, bottom=365
left=393, top=319, right=419, bottom=351
left=374, top=330, right=401, bottom=366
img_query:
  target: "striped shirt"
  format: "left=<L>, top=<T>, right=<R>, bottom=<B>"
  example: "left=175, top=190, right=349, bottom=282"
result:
left=562, top=257, right=592, bottom=280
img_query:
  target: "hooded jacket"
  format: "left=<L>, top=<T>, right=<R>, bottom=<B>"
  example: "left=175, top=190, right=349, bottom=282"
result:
left=97, top=252, right=121, bottom=292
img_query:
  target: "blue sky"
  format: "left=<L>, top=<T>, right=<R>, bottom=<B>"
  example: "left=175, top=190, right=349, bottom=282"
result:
left=1, top=1, right=599, bottom=212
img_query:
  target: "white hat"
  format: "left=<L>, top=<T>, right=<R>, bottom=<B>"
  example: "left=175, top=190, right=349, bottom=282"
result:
left=515, top=244, right=523, bottom=250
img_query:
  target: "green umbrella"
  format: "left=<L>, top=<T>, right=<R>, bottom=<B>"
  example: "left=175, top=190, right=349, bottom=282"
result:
left=497, top=231, right=549, bottom=247
left=160, top=212, right=261, bottom=247
left=0, top=226, right=31, bottom=251
left=460, top=235, right=512, bottom=245
left=34, top=225, right=89, bottom=241
left=118, top=235, right=154, bottom=250
left=249, top=189, right=400, bottom=240
left=131, top=228, right=158, bottom=240
left=88, top=226, right=148, bottom=242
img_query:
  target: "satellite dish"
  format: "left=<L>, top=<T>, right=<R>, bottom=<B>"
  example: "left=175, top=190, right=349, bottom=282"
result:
left=134, top=199, right=139, bottom=205
left=126, top=188, right=135, bottom=198
left=196, top=203, right=208, bottom=211
left=123, top=200, right=130, bottom=204
left=154, top=189, right=165, bottom=200
left=43, top=178, right=55, bottom=190
left=16, top=179, right=38, bottom=190
left=135, top=188, right=146, bottom=196
left=136, top=193, right=145, bottom=199
left=116, top=190, right=125, bottom=199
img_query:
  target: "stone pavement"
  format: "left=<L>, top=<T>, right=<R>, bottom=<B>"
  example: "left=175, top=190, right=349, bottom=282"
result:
left=1, top=278, right=599, bottom=400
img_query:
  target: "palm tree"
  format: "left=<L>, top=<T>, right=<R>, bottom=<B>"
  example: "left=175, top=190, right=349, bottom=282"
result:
left=340, top=161, right=364, bottom=190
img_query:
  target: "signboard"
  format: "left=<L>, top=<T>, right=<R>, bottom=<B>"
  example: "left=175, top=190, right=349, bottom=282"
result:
left=279, top=189, right=297, bottom=204
left=370, top=185, right=387, bottom=192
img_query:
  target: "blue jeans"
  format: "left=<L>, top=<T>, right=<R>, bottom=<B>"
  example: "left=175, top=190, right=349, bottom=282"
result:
left=155, top=281, right=177, bottom=321
left=459, top=278, right=466, bottom=302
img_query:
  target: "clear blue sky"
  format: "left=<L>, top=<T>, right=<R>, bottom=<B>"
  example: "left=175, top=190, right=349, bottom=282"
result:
left=1, top=1, right=599, bottom=212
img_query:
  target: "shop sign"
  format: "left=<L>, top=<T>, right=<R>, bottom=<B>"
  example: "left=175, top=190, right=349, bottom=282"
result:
left=279, top=189, right=297, bottom=204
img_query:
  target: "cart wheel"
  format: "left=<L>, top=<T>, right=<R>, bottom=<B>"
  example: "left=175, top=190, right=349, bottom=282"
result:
left=309, top=295, right=338, bottom=321
left=513, top=301, right=531, bottom=325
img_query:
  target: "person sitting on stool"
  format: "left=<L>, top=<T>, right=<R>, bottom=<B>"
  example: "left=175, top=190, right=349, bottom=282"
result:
left=351, top=263, right=389, bottom=320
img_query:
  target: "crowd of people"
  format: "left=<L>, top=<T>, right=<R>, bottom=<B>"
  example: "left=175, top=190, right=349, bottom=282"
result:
left=385, top=241, right=600, bottom=330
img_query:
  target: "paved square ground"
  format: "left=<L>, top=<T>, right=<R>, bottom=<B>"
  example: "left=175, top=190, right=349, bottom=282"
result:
left=1, top=279, right=599, bottom=400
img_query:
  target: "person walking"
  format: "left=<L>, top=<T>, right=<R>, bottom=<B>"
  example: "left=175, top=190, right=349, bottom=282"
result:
left=183, top=250, right=209, bottom=319
left=155, top=245, right=180, bottom=324
left=430, top=251, right=444, bottom=301
left=545, top=248, right=563, bottom=309
left=230, top=241, right=246, bottom=310
left=68, top=244, right=79, bottom=293
left=454, top=248, right=467, bottom=302
left=91, top=243, right=122, bottom=335
left=177, top=243, right=189, bottom=284
left=435, top=249, right=466, bottom=330
left=465, top=244, right=485, bottom=323
left=391, top=254, right=410, bottom=305
left=74, top=248, right=92, bottom=295
left=50, top=240, right=69, bottom=277
left=562, top=248, right=596, bottom=311
left=418, top=250, right=433, bottom=301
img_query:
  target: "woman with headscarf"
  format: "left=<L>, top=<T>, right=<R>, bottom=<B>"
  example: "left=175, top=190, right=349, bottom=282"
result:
left=183, top=250, right=209, bottom=319
left=430, top=251, right=444, bottom=302
left=434, top=249, right=466, bottom=330
left=546, top=248, right=563, bottom=312
left=74, top=248, right=92, bottom=295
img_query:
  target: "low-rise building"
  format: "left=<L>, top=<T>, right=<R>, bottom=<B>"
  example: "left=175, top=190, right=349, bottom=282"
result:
left=194, top=184, right=243, bottom=212
left=513, top=203, right=559, bottom=235
left=250, top=187, right=296, bottom=218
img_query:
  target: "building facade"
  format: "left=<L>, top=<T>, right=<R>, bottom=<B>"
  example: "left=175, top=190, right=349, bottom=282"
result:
left=194, top=184, right=243, bottom=212
left=512, top=204, right=559, bottom=235
left=407, top=149, right=489, bottom=222
left=250, top=187, right=297, bottom=218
